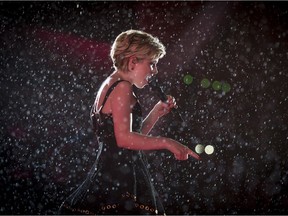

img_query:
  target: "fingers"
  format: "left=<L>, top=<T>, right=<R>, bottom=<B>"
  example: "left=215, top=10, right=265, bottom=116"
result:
left=174, top=146, right=200, bottom=161
left=166, top=95, right=176, bottom=106
left=188, top=150, right=201, bottom=160
left=173, top=146, right=188, bottom=160
left=164, top=95, right=177, bottom=110
left=174, top=153, right=188, bottom=161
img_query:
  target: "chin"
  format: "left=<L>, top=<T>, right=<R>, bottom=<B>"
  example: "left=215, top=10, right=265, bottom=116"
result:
left=135, top=80, right=148, bottom=89
left=135, top=83, right=146, bottom=89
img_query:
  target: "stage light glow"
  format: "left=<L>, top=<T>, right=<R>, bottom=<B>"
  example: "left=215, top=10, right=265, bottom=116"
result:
left=212, top=81, right=222, bottom=91
left=183, top=74, right=193, bottom=85
left=195, top=144, right=204, bottom=154
left=205, top=145, right=214, bottom=155
left=200, top=78, right=211, bottom=88
left=222, top=82, right=231, bottom=93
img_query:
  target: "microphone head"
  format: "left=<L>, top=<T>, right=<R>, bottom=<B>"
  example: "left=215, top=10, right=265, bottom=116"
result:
left=147, top=76, right=160, bottom=90
left=148, top=76, right=168, bottom=102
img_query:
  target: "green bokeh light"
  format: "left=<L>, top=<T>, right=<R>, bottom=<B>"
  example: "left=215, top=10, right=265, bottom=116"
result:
left=222, top=82, right=231, bottom=93
left=183, top=74, right=193, bottom=85
left=212, top=80, right=222, bottom=91
left=201, top=78, right=211, bottom=88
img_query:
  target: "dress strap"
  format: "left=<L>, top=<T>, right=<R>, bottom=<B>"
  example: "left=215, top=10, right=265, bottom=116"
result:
left=99, top=80, right=128, bottom=113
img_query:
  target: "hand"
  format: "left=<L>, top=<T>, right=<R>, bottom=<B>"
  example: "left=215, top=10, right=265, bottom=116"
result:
left=167, top=139, right=200, bottom=161
left=153, top=95, right=177, bottom=118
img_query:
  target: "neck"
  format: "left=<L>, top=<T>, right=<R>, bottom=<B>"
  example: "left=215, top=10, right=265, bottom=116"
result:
left=111, top=70, right=133, bottom=84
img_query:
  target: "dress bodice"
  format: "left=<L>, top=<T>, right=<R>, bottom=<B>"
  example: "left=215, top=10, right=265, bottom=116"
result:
left=90, top=80, right=144, bottom=168
left=89, top=80, right=147, bottom=198
left=59, top=80, right=165, bottom=215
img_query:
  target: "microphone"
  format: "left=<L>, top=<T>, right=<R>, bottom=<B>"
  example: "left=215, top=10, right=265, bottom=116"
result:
left=148, top=76, right=168, bottom=102
left=148, top=76, right=185, bottom=123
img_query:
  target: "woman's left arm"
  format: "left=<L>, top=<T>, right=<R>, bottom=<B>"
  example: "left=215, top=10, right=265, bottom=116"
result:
left=141, top=95, right=176, bottom=135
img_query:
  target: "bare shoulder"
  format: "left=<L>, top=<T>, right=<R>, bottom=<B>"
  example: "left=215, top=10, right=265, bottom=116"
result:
left=99, top=80, right=135, bottom=114
left=110, top=80, right=133, bottom=100
left=115, top=80, right=132, bottom=91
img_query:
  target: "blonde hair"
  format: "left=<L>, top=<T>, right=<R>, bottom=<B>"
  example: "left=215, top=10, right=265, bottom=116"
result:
left=110, top=30, right=166, bottom=71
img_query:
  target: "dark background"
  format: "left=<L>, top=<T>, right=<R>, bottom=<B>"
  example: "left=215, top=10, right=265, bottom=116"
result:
left=1, top=1, right=288, bottom=214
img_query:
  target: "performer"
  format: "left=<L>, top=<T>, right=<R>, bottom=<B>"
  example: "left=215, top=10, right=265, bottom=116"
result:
left=59, top=30, right=199, bottom=215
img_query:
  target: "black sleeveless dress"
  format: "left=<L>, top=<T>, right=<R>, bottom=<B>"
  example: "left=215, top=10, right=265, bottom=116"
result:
left=59, top=80, right=165, bottom=215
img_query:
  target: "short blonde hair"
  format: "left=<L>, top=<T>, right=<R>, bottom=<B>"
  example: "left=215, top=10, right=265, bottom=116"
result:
left=110, top=30, right=166, bottom=71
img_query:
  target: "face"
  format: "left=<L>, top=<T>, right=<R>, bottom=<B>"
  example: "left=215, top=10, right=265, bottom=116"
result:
left=131, top=57, right=158, bottom=88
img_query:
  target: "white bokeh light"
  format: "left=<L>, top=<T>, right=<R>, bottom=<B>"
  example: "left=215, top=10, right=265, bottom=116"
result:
left=195, top=144, right=205, bottom=154
left=204, top=145, right=214, bottom=155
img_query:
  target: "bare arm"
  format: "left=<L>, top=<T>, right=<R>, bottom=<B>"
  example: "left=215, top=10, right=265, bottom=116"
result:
left=141, top=105, right=160, bottom=135
left=110, top=82, right=199, bottom=160
left=141, top=95, right=176, bottom=135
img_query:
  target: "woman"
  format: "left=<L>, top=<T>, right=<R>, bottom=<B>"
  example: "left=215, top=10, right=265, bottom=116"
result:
left=59, top=30, right=199, bottom=215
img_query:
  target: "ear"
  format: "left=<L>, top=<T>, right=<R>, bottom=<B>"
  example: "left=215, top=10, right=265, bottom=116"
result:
left=128, top=56, right=137, bottom=71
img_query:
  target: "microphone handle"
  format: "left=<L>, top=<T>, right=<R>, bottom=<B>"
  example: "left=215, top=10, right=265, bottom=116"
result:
left=155, top=87, right=168, bottom=102
left=155, top=86, right=186, bottom=124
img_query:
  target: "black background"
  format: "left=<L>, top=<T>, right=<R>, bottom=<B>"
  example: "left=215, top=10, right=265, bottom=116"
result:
left=1, top=1, right=288, bottom=214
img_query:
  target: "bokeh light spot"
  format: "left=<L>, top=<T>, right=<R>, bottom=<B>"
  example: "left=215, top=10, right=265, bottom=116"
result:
left=195, top=144, right=204, bottom=154
left=200, top=78, right=211, bottom=88
left=222, top=82, right=231, bottom=93
left=183, top=74, right=193, bottom=85
left=205, top=145, right=214, bottom=155
left=212, top=81, right=222, bottom=91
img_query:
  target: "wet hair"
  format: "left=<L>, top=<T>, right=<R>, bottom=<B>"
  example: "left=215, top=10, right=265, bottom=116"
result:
left=110, top=30, right=166, bottom=71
